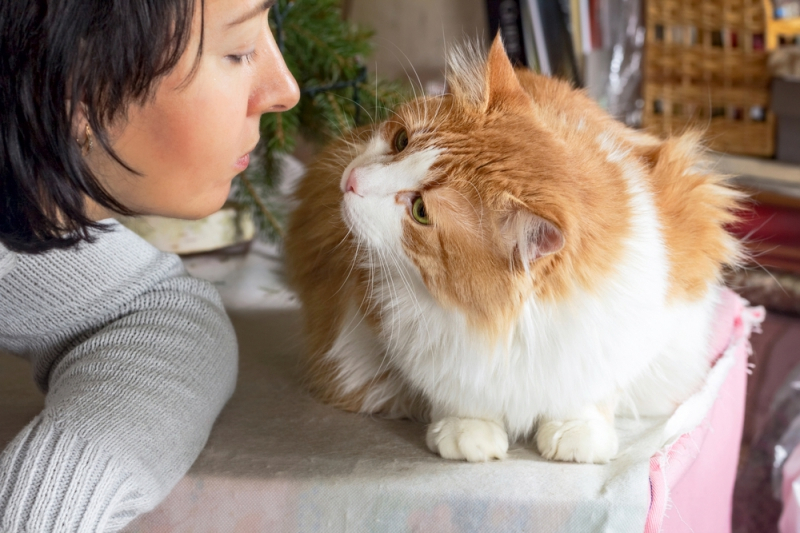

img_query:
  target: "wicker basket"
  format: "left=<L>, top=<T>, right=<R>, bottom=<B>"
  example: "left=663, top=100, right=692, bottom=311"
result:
left=643, top=0, right=776, bottom=156
left=764, top=0, right=800, bottom=49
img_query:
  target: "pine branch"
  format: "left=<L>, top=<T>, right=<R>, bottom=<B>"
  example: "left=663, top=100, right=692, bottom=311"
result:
left=234, top=0, right=411, bottom=243
left=238, top=172, right=285, bottom=238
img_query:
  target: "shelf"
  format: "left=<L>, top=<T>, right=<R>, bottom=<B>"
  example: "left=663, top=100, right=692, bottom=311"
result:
left=710, top=152, right=800, bottom=205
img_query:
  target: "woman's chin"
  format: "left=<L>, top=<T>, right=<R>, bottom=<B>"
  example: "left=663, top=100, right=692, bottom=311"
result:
left=183, top=198, right=231, bottom=220
left=143, top=188, right=232, bottom=221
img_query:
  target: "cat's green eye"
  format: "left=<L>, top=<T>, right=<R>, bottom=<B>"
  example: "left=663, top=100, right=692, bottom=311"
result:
left=394, top=128, right=409, bottom=153
left=411, top=196, right=430, bottom=225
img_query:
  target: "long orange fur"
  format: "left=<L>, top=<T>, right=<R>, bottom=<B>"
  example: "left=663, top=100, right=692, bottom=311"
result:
left=284, top=37, right=742, bottom=418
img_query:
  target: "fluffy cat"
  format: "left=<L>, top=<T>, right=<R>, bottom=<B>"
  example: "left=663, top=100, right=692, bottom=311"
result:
left=284, top=36, right=742, bottom=464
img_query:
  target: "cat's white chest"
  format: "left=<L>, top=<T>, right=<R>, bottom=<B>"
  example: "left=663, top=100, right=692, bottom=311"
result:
left=381, top=294, right=611, bottom=436
left=381, top=283, right=712, bottom=439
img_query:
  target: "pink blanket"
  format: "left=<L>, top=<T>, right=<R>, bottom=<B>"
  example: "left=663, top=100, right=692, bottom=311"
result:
left=646, top=290, right=764, bottom=533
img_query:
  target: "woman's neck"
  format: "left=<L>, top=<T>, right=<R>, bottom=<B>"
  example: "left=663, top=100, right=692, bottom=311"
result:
left=84, top=197, right=114, bottom=221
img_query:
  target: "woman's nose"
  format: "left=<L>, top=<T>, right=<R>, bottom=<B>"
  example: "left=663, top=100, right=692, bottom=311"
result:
left=249, top=30, right=300, bottom=116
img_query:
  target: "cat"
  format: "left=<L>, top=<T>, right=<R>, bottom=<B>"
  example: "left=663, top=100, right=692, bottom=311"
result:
left=284, top=36, right=742, bottom=464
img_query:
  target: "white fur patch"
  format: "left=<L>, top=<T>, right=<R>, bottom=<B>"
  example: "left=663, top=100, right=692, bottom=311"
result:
left=324, top=303, right=417, bottom=417
left=536, top=405, right=619, bottom=464
left=446, top=40, right=487, bottom=109
left=326, top=304, right=388, bottom=397
left=341, top=134, right=442, bottom=252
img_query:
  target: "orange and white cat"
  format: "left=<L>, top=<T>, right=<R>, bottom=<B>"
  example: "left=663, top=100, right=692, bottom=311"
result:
left=284, top=36, right=742, bottom=464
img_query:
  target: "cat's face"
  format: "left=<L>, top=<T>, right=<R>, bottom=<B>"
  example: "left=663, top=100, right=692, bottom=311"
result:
left=340, top=39, right=585, bottom=332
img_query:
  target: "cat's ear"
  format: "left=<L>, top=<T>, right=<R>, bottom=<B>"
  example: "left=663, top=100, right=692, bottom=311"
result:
left=484, top=34, right=530, bottom=111
left=501, top=208, right=564, bottom=266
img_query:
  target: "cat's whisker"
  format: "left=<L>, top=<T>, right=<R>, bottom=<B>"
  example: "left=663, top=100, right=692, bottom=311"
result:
left=741, top=259, right=791, bottom=297
left=441, top=26, right=450, bottom=97
left=383, top=245, right=415, bottom=304
left=373, top=60, right=379, bottom=125
left=384, top=108, right=404, bottom=121
left=336, top=248, right=376, bottom=349
left=386, top=248, right=419, bottom=309
left=366, top=334, right=394, bottom=391
left=366, top=247, right=379, bottom=308
left=448, top=181, right=485, bottom=232
left=385, top=42, right=423, bottom=110
left=376, top=247, right=402, bottom=354
left=335, top=134, right=361, bottom=149
left=328, top=153, right=355, bottom=170
left=331, top=232, right=361, bottom=299
left=324, top=239, right=372, bottom=348
left=430, top=95, right=447, bottom=127
left=327, top=219, right=353, bottom=250
left=746, top=241, right=780, bottom=260
left=363, top=250, right=404, bottom=390
left=386, top=246, right=432, bottom=344
left=370, top=249, right=412, bottom=386
left=738, top=212, right=776, bottom=247
left=331, top=93, right=376, bottom=125
left=339, top=295, right=375, bottom=351
left=734, top=215, right=790, bottom=295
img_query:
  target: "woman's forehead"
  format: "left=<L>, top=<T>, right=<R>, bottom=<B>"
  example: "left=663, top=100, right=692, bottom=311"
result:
left=218, top=0, right=275, bottom=27
left=203, top=0, right=273, bottom=35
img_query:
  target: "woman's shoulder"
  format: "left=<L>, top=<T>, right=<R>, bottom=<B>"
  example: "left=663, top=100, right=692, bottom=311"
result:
left=0, top=220, right=189, bottom=321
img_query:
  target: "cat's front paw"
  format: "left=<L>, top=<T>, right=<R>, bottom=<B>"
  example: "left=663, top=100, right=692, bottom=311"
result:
left=426, top=417, right=508, bottom=462
left=536, top=418, right=619, bottom=464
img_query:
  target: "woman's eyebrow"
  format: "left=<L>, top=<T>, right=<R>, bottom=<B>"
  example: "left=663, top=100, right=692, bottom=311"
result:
left=227, top=0, right=276, bottom=27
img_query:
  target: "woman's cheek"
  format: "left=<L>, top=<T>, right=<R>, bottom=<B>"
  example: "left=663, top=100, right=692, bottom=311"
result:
left=200, top=77, right=251, bottom=157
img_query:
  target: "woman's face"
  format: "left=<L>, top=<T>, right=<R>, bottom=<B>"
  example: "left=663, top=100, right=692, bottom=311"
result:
left=88, top=0, right=299, bottom=219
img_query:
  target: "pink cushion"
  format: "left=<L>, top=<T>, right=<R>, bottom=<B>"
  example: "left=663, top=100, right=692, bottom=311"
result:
left=646, top=290, right=764, bottom=533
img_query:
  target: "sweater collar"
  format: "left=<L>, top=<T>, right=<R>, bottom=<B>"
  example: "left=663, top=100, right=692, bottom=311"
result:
left=0, top=244, right=16, bottom=280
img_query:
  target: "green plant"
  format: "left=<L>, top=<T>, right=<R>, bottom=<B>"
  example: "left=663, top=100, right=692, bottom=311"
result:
left=235, top=0, right=408, bottom=241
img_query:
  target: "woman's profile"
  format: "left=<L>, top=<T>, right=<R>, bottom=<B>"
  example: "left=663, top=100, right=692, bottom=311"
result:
left=0, top=0, right=299, bottom=530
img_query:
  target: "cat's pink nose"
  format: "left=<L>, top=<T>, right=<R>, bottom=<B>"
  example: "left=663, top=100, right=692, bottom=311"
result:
left=345, top=168, right=361, bottom=196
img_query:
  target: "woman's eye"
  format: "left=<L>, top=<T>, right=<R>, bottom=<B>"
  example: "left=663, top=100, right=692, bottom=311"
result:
left=411, top=195, right=430, bottom=225
left=227, top=51, right=256, bottom=64
left=394, top=128, right=409, bottom=153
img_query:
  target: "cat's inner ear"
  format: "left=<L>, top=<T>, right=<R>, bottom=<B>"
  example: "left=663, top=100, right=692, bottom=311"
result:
left=485, top=34, right=530, bottom=111
left=502, top=208, right=565, bottom=266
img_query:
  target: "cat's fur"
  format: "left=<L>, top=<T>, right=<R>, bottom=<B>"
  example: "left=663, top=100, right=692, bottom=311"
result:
left=284, top=36, right=742, bottom=464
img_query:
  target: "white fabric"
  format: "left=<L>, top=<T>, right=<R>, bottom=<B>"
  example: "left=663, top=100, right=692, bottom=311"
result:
left=128, top=243, right=737, bottom=533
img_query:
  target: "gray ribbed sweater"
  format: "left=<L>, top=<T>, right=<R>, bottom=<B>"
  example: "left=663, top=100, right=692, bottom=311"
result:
left=0, top=221, right=238, bottom=532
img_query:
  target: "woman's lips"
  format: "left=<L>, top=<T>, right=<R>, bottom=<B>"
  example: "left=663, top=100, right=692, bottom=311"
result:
left=234, top=153, right=250, bottom=170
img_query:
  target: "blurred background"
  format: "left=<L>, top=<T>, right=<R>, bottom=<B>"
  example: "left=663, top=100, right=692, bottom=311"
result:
left=343, top=0, right=487, bottom=87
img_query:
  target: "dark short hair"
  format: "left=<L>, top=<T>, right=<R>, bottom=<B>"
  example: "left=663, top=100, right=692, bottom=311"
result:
left=0, top=0, right=203, bottom=254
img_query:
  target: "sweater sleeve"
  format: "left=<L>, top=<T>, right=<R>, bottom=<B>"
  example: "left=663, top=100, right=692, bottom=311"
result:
left=0, top=221, right=238, bottom=533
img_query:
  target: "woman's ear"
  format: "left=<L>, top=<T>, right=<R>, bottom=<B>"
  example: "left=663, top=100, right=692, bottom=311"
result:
left=70, top=103, right=92, bottom=154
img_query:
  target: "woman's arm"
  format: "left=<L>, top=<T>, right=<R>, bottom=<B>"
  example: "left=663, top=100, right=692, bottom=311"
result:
left=0, top=221, right=238, bottom=532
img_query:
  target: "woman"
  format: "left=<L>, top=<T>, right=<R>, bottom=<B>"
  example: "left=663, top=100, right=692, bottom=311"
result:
left=0, top=0, right=299, bottom=530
